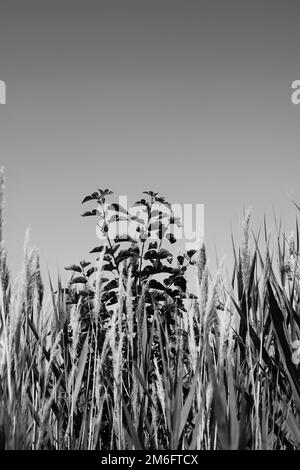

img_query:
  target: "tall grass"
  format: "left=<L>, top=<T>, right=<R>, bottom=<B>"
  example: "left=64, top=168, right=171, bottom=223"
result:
left=0, top=175, right=300, bottom=449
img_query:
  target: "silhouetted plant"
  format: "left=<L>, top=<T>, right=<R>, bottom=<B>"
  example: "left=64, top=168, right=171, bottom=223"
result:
left=65, top=189, right=197, bottom=327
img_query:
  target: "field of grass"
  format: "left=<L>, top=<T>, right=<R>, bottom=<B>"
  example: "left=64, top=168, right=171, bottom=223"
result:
left=0, top=169, right=300, bottom=450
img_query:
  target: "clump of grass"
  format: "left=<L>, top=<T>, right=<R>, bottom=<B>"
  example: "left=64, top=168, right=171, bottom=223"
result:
left=0, top=171, right=300, bottom=449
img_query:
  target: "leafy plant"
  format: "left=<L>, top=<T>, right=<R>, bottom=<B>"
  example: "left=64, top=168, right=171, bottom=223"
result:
left=66, top=189, right=196, bottom=327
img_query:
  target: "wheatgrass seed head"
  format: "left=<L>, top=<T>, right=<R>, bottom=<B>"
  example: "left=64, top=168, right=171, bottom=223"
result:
left=241, top=207, right=252, bottom=291
left=196, top=242, right=207, bottom=287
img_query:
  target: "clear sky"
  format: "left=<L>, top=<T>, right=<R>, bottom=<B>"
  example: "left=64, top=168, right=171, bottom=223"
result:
left=0, top=0, right=300, bottom=283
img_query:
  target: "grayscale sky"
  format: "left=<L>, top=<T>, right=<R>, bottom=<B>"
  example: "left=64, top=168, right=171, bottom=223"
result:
left=0, top=0, right=300, bottom=283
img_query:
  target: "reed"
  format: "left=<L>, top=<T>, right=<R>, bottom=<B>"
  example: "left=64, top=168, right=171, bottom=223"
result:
left=0, top=175, right=300, bottom=449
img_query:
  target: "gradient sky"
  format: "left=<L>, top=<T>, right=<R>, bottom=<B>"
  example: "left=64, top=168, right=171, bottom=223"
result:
left=0, top=0, right=300, bottom=284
